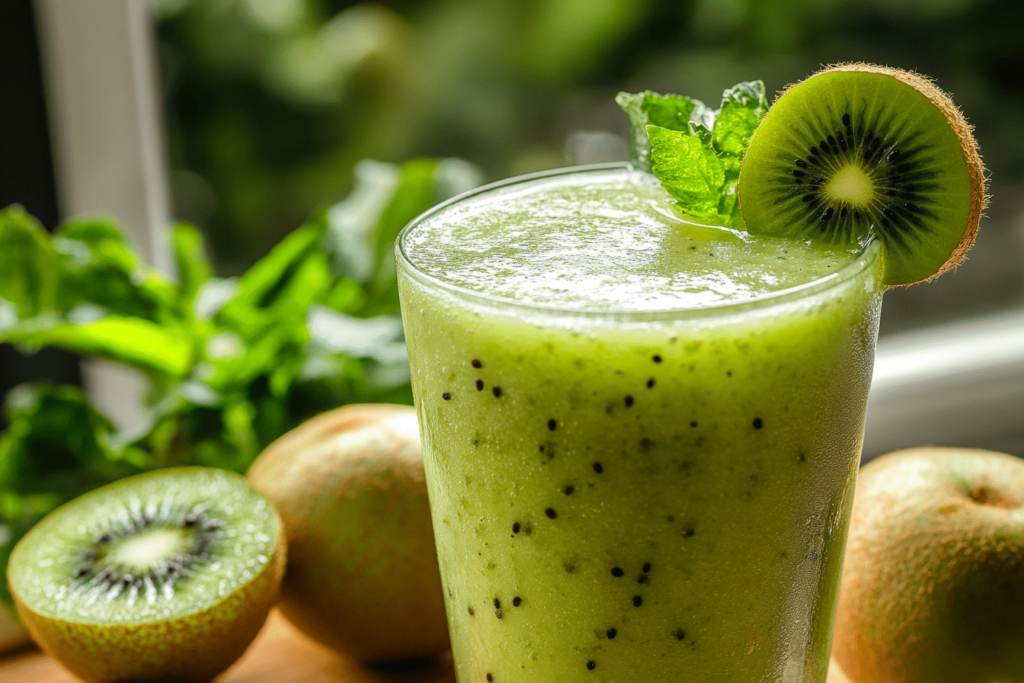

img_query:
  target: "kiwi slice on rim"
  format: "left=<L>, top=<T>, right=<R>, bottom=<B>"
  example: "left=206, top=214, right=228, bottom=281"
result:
left=738, top=63, right=987, bottom=286
left=7, top=467, right=285, bottom=683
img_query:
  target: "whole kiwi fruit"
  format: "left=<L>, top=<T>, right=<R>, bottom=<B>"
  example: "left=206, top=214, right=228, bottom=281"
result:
left=247, top=404, right=449, bottom=663
left=7, top=467, right=286, bottom=683
left=833, top=447, right=1024, bottom=683
left=739, top=63, right=987, bottom=286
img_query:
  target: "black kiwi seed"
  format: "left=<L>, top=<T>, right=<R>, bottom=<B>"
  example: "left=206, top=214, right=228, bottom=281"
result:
left=606, top=628, right=617, bottom=639
left=611, top=567, right=624, bottom=577
left=633, top=595, right=643, bottom=607
left=512, top=596, right=521, bottom=606
left=586, top=660, right=596, bottom=670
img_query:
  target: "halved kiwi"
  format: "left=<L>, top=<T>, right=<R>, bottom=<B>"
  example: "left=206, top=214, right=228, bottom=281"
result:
left=738, top=63, right=987, bottom=286
left=7, top=467, right=285, bottom=683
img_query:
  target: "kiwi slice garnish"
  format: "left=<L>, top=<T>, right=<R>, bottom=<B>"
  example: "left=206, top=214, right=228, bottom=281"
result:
left=7, top=467, right=285, bottom=683
left=738, top=63, right=987, bottom=286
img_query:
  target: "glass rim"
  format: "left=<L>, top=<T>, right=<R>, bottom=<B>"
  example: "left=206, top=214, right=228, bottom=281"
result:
left=396, top=162, right=882, bottom=321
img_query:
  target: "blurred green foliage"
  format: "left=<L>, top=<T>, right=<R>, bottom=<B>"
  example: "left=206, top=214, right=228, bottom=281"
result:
left=155, top=0, right=1024, bottom=273
left=0, top=157, right=480, bottom=606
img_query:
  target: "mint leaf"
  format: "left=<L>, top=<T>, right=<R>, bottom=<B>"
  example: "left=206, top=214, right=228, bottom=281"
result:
left=621, top=81, right=767, bottom=228
left=714, top=81, right=769, bottom=157
left=647, top=126, right=726, bottom=223
left=615, top=91, right=710, bottom=171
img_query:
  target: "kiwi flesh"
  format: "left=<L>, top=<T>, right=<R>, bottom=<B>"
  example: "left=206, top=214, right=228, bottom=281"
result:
left=738, top=63, right=987, bottom=286
left=7, top=467, right=285, bottom=683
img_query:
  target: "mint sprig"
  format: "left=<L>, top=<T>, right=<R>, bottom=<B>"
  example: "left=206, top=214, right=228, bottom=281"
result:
left=617, top=81, right=768, bottom=228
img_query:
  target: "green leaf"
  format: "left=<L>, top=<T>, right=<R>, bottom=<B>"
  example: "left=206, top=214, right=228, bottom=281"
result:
left=616, top=91, right=708, bottom=171
left=55, top=217, right=182, bottom=324
left=0, top=206, right=60, bottom=319
left=2, top=312, right=194, bottom=377
left=325, top=157, right=482, bottom=316
left=172, top=222, right=213, bottom=306
left=0, top=384, right=142, bottom=493
left=228, top=218, right=327, bottom=311
left=647, top=125, right=725, bottom=222
left=373, top=159, right=438, bottom=276
left=306, top=305, right=405, bottom=362
left=629, top=81, right=767, bottom=228
left=213, top=218, right=330, bottom=343
left=326, top=158, right=482, bottom=287
left=713, top=81, right=768, bottom=157
left=326, top=160, right=401, bottom=284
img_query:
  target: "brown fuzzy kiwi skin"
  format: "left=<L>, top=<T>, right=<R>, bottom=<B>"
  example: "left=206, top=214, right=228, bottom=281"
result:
left=247, top=404, right=449, bottom=663
left=832, top=447, right=1024, bottom=683
left=775, top=63, right=989, bottom=286
left=9, top=492, right=286, bottom=683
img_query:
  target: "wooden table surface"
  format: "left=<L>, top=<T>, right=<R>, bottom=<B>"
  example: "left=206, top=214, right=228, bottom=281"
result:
left=0, top=611, right=854, bottom=683
left=0, top=611, right=456, bottom=683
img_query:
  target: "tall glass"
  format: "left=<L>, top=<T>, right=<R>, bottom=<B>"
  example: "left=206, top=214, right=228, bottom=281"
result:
left=396, top=165, right=883, bottom=682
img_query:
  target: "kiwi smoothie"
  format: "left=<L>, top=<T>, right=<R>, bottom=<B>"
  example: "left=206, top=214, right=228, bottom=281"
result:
left=397, top=165, right=884, bottom=682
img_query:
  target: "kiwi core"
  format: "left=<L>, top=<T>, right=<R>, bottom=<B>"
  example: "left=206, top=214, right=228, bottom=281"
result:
left=825, top=164, right=874, bottom=205
left=104, top=528, right=194, bottom=571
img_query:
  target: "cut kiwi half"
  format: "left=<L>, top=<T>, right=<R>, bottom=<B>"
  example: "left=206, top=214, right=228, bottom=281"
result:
left=7, top=467, right=285, bottom=683
left=738, top=63, right=987, bottom=286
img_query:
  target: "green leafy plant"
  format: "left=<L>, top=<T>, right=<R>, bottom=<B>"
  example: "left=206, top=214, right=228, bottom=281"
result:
left=0, top=157, right=481, bottom=608
left=617, top=82, right=768, bottom=228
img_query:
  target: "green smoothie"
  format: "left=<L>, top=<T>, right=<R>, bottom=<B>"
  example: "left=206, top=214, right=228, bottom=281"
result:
left=397, top=166, right=883, bottom=682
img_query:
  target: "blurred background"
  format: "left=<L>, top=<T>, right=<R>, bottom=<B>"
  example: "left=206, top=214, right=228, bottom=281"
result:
left=149, top=0, right=1024, bottom=327
left=0, top=0, right=1022, bottom=481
